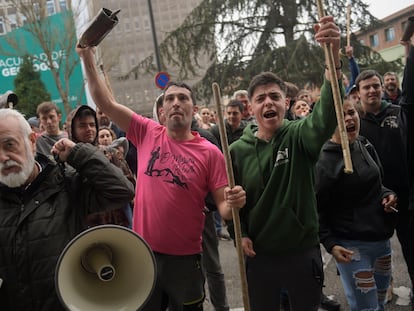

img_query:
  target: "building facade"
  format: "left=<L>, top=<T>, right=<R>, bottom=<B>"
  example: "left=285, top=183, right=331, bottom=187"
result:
left=85, top=0, right=211, bottom=115
left=0, top=0, right=85, bottom=117
left=355, top=4, right=414, bottom=63
left=0, top=0, right=68, bottom=33
left=0, top=0, right=211, bottom=115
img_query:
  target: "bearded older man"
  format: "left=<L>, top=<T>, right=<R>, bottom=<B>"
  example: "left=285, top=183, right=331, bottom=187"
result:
left=0, top=108, right=134, bottom=310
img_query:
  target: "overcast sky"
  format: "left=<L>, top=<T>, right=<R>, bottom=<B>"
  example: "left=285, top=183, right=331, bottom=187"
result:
left=365, top=0, right=413, bottom=19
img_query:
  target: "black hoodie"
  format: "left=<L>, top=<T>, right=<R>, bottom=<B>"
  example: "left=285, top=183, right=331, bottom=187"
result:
left=65, top=105, right=99, bottom=145
left=315, top=136, right=397, bottom=253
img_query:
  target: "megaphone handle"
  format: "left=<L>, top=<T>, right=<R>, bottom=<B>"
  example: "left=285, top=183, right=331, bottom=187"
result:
left=8, top=102, right=13, bottom=109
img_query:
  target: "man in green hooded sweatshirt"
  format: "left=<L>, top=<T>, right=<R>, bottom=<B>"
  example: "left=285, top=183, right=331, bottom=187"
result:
left=229, top=15, right=343, bottom=311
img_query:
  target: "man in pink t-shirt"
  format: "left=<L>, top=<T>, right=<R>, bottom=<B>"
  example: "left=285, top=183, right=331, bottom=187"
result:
left=76, top=44, right=246, bottom=311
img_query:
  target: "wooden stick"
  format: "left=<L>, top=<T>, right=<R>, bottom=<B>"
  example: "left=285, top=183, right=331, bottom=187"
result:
left=316, top=0, right=353, bottom=174
left=212, top=82, right=251, bottom=311
left=346, top=1, right=351, bottom=46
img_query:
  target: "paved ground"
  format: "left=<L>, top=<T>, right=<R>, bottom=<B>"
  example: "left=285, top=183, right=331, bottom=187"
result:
left=203, top=232, right=412, bottom=310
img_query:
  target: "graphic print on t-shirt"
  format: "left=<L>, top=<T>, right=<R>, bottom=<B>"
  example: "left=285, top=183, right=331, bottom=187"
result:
left=145, top=146, right=195, bottom=190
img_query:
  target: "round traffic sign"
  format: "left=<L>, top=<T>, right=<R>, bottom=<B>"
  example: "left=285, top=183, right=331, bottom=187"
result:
left=155, top=71, right=170, bottom=89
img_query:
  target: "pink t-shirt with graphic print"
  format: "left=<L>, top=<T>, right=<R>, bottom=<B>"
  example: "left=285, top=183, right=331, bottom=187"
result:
left=127, top=113, right=228, bottom=255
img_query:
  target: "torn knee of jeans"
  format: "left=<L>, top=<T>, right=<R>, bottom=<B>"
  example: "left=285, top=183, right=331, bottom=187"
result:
left=354, top=270, right=375, bottom=293
left=375, top=255, right=392, bottom=275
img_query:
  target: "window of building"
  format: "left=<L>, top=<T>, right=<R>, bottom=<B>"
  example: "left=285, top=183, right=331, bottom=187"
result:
left=20, top=14, right=27, bottom=25
left=125, top=18, right=130, bottom=32
left=33, top=2, right=40, bottom=19
left=115, top=22, right=122, bottom=33
left=59, top=0, right=67, bottom=11
left=143, top=16, right=150, bottom=31
left=8, top=13, right=17, bottom=30
left=135, top=18, right=140, bottom=31
left=47, top=0, right=56, bottom=15
left=384, top=27, right=395, bottom=42
left=369, top=34, right=379, bottom=47
left=130, top=55, right=136, bottom=66
left=0, top=17, right=5, bottom=34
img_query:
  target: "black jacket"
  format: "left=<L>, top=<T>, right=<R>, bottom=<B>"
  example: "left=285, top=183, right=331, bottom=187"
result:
left=0, top=143, right=135, bottom=310
left=360, top=45, right=414, bottom=211
left=315, top=137, right=397, bottom=253
left=210, top=120, right=246, bottom=149
left=359, top=101, right=410, bottom=209
left=191, top=119, right=220, bottom=212
left=401, top=45, right=414, bottom=211
left=382, top=88, right=402, bottom=106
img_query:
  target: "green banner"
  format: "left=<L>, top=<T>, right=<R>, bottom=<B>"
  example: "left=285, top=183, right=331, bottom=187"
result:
left=0, top=11, right=85, bottom=116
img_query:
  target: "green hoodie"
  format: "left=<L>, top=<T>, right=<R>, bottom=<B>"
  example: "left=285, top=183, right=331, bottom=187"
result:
left=230, top=79, right=340, bottom=255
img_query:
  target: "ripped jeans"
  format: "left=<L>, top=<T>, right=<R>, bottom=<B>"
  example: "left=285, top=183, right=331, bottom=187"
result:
left=335, top=239, right=392, bottom=311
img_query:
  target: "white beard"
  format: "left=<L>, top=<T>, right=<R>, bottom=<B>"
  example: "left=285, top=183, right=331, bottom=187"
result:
left=0, top=151, right=36, bottom=188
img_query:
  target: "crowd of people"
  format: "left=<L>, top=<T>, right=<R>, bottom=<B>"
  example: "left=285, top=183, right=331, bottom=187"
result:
left=0, top=14, right=413, bottom=311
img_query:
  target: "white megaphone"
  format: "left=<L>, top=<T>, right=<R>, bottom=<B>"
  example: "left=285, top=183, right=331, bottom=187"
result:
left=55, top=225, right=156, bottom=311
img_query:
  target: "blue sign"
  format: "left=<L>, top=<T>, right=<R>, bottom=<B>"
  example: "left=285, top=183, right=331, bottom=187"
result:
left=155, top=71, right=170, bottom=89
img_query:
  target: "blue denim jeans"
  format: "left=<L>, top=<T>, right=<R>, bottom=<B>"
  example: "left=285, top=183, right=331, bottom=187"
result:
left=335, top=239, right=392, bottom=311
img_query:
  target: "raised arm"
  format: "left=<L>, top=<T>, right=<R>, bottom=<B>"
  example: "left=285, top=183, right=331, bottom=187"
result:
left=401, top=41, right=414, bottom=104
left=345, top=45, right=360, bottom=91
left=76, top=46, right=133, bottom=132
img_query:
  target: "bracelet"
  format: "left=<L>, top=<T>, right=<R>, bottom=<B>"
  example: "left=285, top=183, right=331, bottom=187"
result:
left=324, top=60, right=343, bottom=70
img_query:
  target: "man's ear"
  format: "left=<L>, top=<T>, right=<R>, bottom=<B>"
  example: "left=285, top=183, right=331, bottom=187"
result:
left=29, top=132, right=37, bottom=154
left=285, top=97, right=291, bottom=110
left=193, top=105, right=199, bottom=116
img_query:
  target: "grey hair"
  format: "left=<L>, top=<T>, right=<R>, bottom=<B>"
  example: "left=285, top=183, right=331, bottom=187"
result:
left=233, top=90, right=248, bottom=99
left=0, top=108, right=32, bottom=137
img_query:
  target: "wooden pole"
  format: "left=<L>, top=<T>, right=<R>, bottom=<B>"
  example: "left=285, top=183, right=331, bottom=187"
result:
left=346, top=0, right=351, bottom=46
left=316, top=0, right=353, bottom=174
left=212, top=82, right=251, bottom=311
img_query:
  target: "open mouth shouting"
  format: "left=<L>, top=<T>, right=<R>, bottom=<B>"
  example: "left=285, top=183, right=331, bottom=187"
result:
left=263, top=110, right=277, bottom=119
left=346, top=124, right=356, bottom=133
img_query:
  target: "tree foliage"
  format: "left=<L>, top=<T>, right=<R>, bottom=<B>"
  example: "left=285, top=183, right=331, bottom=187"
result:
left=14, top=55, right=51, bottom=117
left=121, top=0, right=402, bottom=105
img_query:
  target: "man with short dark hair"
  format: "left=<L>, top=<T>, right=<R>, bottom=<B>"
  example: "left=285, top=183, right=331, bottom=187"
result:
left=153, top=94, right=231, bottom=311
left=382, top=71, right=402, bottom=105
left=76, top=44, right=246, bottom=311
left=35, top=101, right=67, bottom=159
left=210, top=99, right=246, bottom=241
left=228, top=16, right=342, bottom=310
left=356, top=56, right=414, bottom=294
left=234, top=89, right=255, bottom=123
left=65, top=105, right=99, bottom=145
left=211, top=99, right=246, bottom=149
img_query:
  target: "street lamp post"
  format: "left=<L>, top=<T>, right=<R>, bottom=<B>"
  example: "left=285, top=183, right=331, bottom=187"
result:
left=147, top=0, right=162, bottom=72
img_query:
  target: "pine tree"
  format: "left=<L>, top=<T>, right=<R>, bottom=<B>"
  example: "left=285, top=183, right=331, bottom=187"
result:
left=14, top=55, right=51, bottom=118
left=120, top=0, right=402, bottom=104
